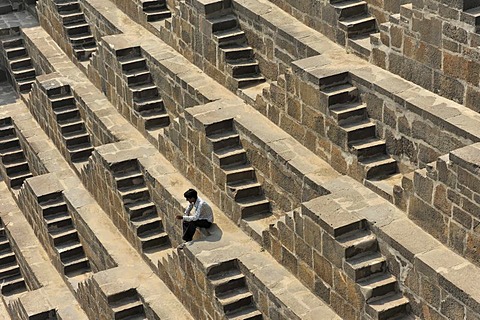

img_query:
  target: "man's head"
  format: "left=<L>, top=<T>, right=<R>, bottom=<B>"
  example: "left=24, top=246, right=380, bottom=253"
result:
left=184, top=188, right=197, bottom=204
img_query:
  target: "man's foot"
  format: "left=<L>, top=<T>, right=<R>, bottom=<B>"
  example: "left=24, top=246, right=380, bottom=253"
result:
left=177, top=242, right=187, bottom=250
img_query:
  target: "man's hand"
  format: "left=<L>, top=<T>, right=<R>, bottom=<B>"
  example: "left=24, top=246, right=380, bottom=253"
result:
left=175, top=215, right=183, bottom=220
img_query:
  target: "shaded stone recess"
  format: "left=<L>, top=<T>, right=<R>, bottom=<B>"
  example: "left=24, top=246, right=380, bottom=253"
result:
left=408, top=143, right=480, bottom=267
left=373, top=0, right=480, bottom=112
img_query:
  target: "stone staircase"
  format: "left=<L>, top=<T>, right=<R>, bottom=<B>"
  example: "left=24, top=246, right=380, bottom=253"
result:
left=55, top=0, right=97, bottom=61
left=206, top=119, right=271, bottom=225
left=330, top=0, right=377, bottom=58
left=107, top=288, right=148, bottom=320
left=111, top=159, right=170, bottom=253
left=141, top=0, right=171, bottom=22
left=0, top=118, right=33, bottom=189
left=319, top=72, right=397, bottom=181
left=38, top=192, right=91, bottom=277
left=46, top=85, right=94, bottom=163
left=0, top=218, right=28, bottom=296
left=209, top=13, right=265, bottom=89
left=207, top=259, right=262, bottom=320
left=1, top=36, right=37, bottom=93
left=116, top=47, right=170, bottom=131
left=335, top=223, right=410, bottom=319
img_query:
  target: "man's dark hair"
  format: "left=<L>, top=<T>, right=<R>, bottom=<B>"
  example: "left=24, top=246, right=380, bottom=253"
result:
left=184, top=188, right=197, bottom=199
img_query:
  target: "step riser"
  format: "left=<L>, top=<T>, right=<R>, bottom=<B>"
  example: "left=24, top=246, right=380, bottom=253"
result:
left=211, top=136, right=239, bottom=151
left=64, top=259, right=90, bottom=275
left=66, top=26, right=90, bottom=36
left=47, top=218, right=73, bottom=233
left=345, top=20, right=376, bottom=37
left=127, top=73, right=152, bottom=86
left=59, top=246, right=85, bottom=262
left=214, top=277, right=246, bottom=295
left=0, top=139, right=20, bottom=151
left=116, top=176, right=145, bottom=190
left=70, top=148, right=93, bottom=162
left=18, top=81, right=34, bottom=92
left=141, top=234, right=169, bottom=250
left=344, top=238, right=377, bottom=259
left=366, top=301, right=408, bottom=320
left=144, top=115, right=170, bottom=129
left=62, top=14, right=85, bottom=25
left=347, top=126, right=376, bottom=143
left=367, top=282, right=397, bottom=301
left=1, top=279, right=26, bottom=295
left=232, top=65, right=259, bottom=77
left=230, top=186, right=262, bottom=200
left=121, top=60, right=147, bottom=72
left=1, top=152, right=24, bottom=164
left=222, top=295, right=253, bottom=315
left=9, top=174, right=32, bottom=188
left=5, top=163, right=28, bottom=176
left=61, top=122, right=85, bottom=134
left=53, top=232, right=79, bottom=246
left=347, top=260, right=385, bottom=281
left=6, top=49, right=27, bottom=59
left=65, top=135, right=90, bottom=147
left=332, top=107, right=367, bottom=125
left=57, top=3, right=81, bottom=14
left=10, top=59, right=32, bottom=69
left=128, top=206, right=157, bottom=220
left=0, top=266, right=20, bottom=280
left=0, top=255, right=15, bottom=266
left=2, top=39, right=23, bottom=49
left=365, top=161, right=397, bottom=180
left=224, top=49, right=253, bottom=61
left=212, top=19, right=238, bottom=33
left=0, top=128, right=14, bottom=138
left=143, top=1, right=167, bottom=10
left=146, top=12, right=171, bottom=22
left=217, top=33, right=246, bottom=47
left=136, top=221, right=161, bottom=236
left=240, top=202, right=270, bottom=218
left=226, top=170, right=255, bottom=184
left=336, top=4, right=367, bottom=20
left=134, top=100, right=164, bottom=113
left=327, top=89, right=358, bottom=106
left=114, top=304, right=145, bottom=320
left=132, top=87, right=158, bottom=100
left=70, top=36, right=95, bottom=46
left=237, top=77, right=265, bottom=89
left=56, top=110, right=80, bottom=122
left=353, top=144, right=386, bottom=160
left=122, top=190, right=151, bottom=204
left=51, top=97, right=76, bottom=109
left=219, top=152, right=247, bottom=167
left=42, top=204, right=68, bottom=217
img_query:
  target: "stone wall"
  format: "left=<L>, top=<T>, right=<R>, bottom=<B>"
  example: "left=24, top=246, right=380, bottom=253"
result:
left=373, top=0, right=480, bottom=112
left=408, top=143, right=480, bottom=267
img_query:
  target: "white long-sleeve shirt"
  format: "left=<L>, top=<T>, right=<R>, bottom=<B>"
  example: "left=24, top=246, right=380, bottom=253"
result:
left=183, top=197, right=214, bottom=222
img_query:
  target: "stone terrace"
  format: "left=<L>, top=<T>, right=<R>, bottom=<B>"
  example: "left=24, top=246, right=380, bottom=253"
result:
left=0, top=0, right=478, bottom=319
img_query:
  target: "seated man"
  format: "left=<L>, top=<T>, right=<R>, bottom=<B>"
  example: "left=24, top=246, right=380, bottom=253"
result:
left=176, top=188, right=213, bottom=249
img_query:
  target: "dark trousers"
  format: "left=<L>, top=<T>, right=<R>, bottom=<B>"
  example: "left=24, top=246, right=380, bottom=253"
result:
left=182, top=219, right=212, bottom=241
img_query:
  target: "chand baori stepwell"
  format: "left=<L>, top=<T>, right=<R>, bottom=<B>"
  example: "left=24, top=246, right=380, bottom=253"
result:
left=0, top=0, right=478, bottom=318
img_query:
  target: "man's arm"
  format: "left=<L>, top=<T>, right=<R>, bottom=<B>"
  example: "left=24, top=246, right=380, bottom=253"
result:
left=183, top=201, right=202, bottom=222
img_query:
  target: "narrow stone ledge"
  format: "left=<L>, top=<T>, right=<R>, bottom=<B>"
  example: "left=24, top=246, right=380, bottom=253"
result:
left=449, top=143, right=480, bottom=174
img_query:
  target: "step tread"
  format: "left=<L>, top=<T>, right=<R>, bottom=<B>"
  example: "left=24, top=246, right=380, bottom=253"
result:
left=339, top=14, right=376, bottom=25
left=342, top=119, right=375, bottom=131
left=350, top=137, right=386, bottom=149
left=361, top=154, right=396, bottom=166
left=368, top=292, right=409, bottom=310
left=346, top=251, right=385, bottom=268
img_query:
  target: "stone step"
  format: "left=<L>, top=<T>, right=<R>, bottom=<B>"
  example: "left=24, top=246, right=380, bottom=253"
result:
left=133, top=216, right=162, bottom=235
left=366, top=292, right=409, bottom=320
left=130, top=83, right=159, bottom=100
left=205, top=119, right=234, bottom=136
left=0, top=124, right=14, bottom=137
left=63, top=256, right=90, bottom=276
left=0, top=135, right=19, bottom=151
left=120, top=57, right=147, bottom=72
left=139, top=230, right=169, bottom=251
left=56, top=2, right=81, bottom=14
left=345, top=251, right=386, bottom=281
left=61, top=11, right=85, bottom=25
left=145, top=9, right=171, bottom=22
left=45, top=212, right=73, bottom=232
left=50, top=95, right=75, bottom=109
left=16, top=78, right=35, bottom=92
left=362, top=155, right=397, bottom=180
left=0, top=251, right=16, bottom=266
left=217, top=146, right=247, bottom=167
left=68, top=143, right=94, bottom=162
left=143, top=0, right=167, bottom=10
left=237, top=196, right=270, bottom=218
left=211, top=14, right=238, bottom=33
left=115, top=171, right=145, bottom=190
left=332, top=0, right=368, bottom=20
left=64, top=22, right=90, bottom=36
left=115, top=47, right=141, bottom=61
left=339, top=14, right=377, bottom=38
left=207, top=259, right=237, bottom=277
left=228, top=306, right=262, bottom=320
left=39, top=193, right=65, bottom=208
left=8, top=171, right=33, bottom=189
left=11, top=66, right=36, bottom=80
left=227, top=180, right=262, bottom=200
left=0, top=238, right=10, bottom=252
left=51, top=226, right=79, bottom=246
left=350, top=137, right=387, bottom=160
left=141, top=110, right=170, bottom=130
left=69, top=33, right=95, bottom=46
left=343, top=120, right=377, bottom=143
left=215, top=29, right=247, bottom=47
left=57, top=242, right=85, bottom=263
left=221, top=44, right=254, bottom=62
left=236, top=74, right=266, bottom=89
left=1, top=37, right=23, bottom=49
left=119, top=186, right=151, bottom=204
left=111, top=159, right=139, bottom=175
left=217, top=287, right=254, bottom=315
left=230, top=61, right=260, bottom=78
left=0, top=2, right=12, bottom=14
left=54, top=104, right=80, bottom=122
left=336, top=229, right=377, bottom=259
left=5, top=47, right=27, bottom=59
left=64, top=130, right=90, bottom=147
left=112, top=299, right=145, bottom=319
left=0, top=263, right=20, bottom=281
left=125, top=70, right=152, bottom=86
left=73, top=44, right=97, bottom=61
left=364, top=173, right=403, bottom=203
left=133, top=97, right=164, bottom=113
left=126, top=200, right=157, bottom=220
left=208, top=130, right=239, bottom=151
left=224, top=164, right=255, bottom=184
left=9, top=56, right=33, bottom=70
left=0, top=273, right=26, bottom=296
left=347, top=34, right=373, bottom=60
left=1, top=149, right=24, bottom=165
left=60, top=119, right=85, bottom=134
left=329, top=101, right=367, bottom=125
left=358, top=272, right=398, bottom=301
left=4, top=160, right=29, bottom=176
left=210, top=269, right=246, bottom=295
left=323, top=83, right=358, bottom=106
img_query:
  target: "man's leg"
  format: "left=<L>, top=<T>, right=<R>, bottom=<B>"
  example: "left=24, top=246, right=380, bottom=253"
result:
left=194, top=220, right=212, bottom=229
left=182, top=221, right=197, bottom=242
